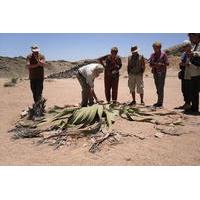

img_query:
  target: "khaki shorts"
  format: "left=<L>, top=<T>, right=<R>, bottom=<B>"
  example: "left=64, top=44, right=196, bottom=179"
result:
left=128, top=74, right=144, bottom=94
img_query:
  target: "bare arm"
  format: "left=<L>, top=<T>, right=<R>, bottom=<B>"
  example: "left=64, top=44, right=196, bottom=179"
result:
left=38, top=58, right=46, bottom=67
left=90, top=88, right=98, bottom=102
left=127, top=57, right=131, bottom=74
left=141, top=56, right=146, bottom=72
left=98, top=55, right=108, bottom=68
left=117, top=57, right=122, bottom=70
left=26, top=58, right=39, bottom=69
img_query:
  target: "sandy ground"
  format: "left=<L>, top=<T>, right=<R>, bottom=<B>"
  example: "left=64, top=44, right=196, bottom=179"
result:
left=0, top=74, right=200, bottom=165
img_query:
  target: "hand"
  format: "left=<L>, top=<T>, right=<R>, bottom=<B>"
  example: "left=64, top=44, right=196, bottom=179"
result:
left=179, top=62, right=186, bottom=67
left=156, top=62, right=164, bottom=67
left=187, top=52, right=193, bottom=58
left=38, top=61, right=45, bottom=66
left=28, top=64, right=38, bottom=69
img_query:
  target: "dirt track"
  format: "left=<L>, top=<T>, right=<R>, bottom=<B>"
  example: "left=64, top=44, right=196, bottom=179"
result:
left=0, top=75, right=200, bottom=165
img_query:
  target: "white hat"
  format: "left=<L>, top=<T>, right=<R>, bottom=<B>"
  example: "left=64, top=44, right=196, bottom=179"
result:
left=183, top=40, right=191, bottom=47
left=131, top=46, right=140, bottom=53
left=31, top=44, right=40, bottom=52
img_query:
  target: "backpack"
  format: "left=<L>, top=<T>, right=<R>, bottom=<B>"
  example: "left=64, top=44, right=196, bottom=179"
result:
left=128, top=55, right=144, bottom=75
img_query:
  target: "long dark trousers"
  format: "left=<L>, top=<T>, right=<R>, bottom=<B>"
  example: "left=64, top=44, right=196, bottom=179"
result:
left=77, top=73, right=94, bottom=107
left=190, top=76, right=200, bottom=112
left=181, top=79, right=191, bottom=104
left=104, top=73, right=119, bottom=102
left=30, top=79, right=44, bottom=103
left=153, top=72, right=166, bottom=105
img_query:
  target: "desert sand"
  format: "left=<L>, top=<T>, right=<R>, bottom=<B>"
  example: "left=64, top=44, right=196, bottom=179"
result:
left=0, top=73, right=200, bottom=165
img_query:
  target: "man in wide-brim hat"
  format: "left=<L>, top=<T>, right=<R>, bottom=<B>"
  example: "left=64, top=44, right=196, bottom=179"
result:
left=26, top=44, right=46, bottom=103
left=127, top=45, right=145, bottom=105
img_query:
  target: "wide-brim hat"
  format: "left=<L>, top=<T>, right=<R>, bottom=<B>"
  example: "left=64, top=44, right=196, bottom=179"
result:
left=131, top=46, right=140, bottom=53
left=31, top=45, right=40, bottom=52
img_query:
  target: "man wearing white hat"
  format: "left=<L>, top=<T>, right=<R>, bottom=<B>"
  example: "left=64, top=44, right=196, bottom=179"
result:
left=176, top=40, right=192, bottom=110
left=26, top=45, right=46, bottom=103
left=127, top=46, right=145, bottom=105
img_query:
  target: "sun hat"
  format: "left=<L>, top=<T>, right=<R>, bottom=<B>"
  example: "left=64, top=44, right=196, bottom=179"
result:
left=131, top=45, right=140, bottom=53
left=31, top=44, right=40, bottom=52
left=182, top=40, right=192, bottom=47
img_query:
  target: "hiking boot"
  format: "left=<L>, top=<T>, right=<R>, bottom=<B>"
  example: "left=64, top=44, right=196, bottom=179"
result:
left=183, top=104, right=191, bottom=110
left=129, top=101, right=136, bottom=106
left=175, top=104, right=185, bottom=109
left=153, top=103, right=163, bottom=108
left=184, top=109, right=200, bottom=115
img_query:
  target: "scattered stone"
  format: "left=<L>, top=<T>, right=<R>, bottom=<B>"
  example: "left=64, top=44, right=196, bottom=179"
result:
left=154, top=132, right=164, bottom=138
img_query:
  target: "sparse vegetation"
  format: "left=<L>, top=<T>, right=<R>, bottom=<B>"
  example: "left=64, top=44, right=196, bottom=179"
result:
left=9, top=103, right=185, bottom=152
left=3, top=77, right=18, bottom=87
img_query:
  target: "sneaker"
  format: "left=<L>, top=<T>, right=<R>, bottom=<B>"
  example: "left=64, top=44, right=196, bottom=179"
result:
left=141, top=101, right=145, bottom=106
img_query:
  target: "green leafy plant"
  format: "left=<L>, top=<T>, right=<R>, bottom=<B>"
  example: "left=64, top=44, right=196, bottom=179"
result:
left=9, top=103, right=184, bottom=152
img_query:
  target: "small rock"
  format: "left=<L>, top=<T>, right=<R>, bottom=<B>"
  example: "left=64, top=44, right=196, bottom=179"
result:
left=154, top=132, right=164, bottom=138
left=125, top=157, right=131, bottom=161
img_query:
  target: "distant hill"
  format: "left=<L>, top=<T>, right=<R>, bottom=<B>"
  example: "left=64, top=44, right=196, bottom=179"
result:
left=164, top=43, right=184, bottom=57
left=0, top=56, right=76, bottom=78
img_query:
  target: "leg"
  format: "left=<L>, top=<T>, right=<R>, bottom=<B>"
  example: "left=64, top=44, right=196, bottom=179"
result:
left=157, top=73, right=166, bottom=105
left=111, top=75, right=119, bottom=102
left=190, top=76, right=200, bottom=112
left=128, top=75, right=136, bottom=103
left=136, top=74, right=144, bottom=104
left=35, top=79, right=44, bottom=102
left=88, top=89, right=94, bottom=106
left=184, top=80, right=191, bottom=105
left=77, top=74, right=89, bottom=107
left=181, top=79, right=187, bottom=103
left=30, top=79, right=37, bottom=103
left=131, top=92, right=136, bottom=102
left=104, top=73, right=112, bottom=102
left=153, top=73, right=159, bottom=104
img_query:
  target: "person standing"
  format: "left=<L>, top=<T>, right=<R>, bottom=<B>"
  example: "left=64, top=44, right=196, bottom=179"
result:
left=99, top=47, right=122, bottom=103
left=26, top=45, right=46, bottom=103
left=176, top=40, right=192, bottom=110
left=77, top=63, right=104, bottom=107
left=127, top=46, right=145, bottom=105
left=186, top=33, right=200, bottom=113
left=149, top=42, right=169, bottom=107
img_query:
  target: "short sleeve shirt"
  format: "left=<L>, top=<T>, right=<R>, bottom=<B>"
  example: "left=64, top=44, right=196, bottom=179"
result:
left=149, top=51, right=169, bottom=73
left=27, top=53, right=45, bottom=80
left=78, top=63, right=101, bottom=88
